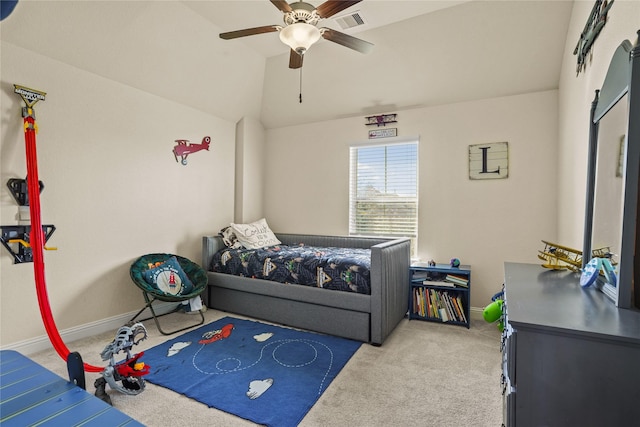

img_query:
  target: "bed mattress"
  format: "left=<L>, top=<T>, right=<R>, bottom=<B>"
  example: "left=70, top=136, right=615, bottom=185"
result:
left=209, top=244, right=372, bottom=295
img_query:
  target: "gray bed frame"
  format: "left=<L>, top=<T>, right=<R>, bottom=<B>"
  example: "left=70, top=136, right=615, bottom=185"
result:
left=202, top=233, right=410, bottom=345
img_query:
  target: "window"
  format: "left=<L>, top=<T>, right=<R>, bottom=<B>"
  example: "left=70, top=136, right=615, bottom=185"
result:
left=349, top=139, right=418, bottom=247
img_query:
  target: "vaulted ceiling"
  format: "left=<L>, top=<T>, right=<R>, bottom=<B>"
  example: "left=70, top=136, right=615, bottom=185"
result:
left=1, top=1, right=574, bottom=129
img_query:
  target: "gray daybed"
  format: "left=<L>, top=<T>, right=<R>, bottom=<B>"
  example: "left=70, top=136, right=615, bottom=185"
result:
left=202, top=233, right=410, bottom=345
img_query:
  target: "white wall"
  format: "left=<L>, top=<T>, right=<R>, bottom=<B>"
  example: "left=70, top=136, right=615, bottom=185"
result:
left=557, top=1, right=640, bottom=247
left=234, top=117, right=265, bottom=223
left=0, top=1, right=266, bottom=127
left=0, top=43, right=235, bottom=347
left=264, top=90, right=559, bottom=307
left=4, top=1, right=637, bottom=350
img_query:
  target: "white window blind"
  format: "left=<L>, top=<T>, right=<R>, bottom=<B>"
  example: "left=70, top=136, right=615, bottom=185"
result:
left=349, top=141, right=418, bottom=239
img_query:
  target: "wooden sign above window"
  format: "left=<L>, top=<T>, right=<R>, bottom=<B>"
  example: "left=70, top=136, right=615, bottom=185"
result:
left=368, top=128, right=397, bottom=139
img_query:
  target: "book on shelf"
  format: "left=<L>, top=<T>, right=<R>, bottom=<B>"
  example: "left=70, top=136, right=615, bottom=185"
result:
left=436, top=290, right=451, bottom=322
left=429, top=289, right=439, bottom=319
left=412, top=271, right=430, bottom=280
left=446, top=274, right=468, bottom=283
left=416, top=288, right=430, bottom=318
left=443, top=292, right=457, bottom=321
left=414, top=288, right=424, bottom=317
left=442, top=292, right=454, bottom=322
left=445, top=274, right=469, bottom=287
left=451, top=294, right=463, bottom=320
left=455, top=295, right=467, bottom=323
left=424, top=289, right=429, bottom=317
left=422, top=279, right=455, bottom=287
left=412, top=287, right=468, bottom=324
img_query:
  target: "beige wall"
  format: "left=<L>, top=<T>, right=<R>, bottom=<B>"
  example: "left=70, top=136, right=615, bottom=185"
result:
left=557, top=1, right=640, bottom=247
left=234, top=117, right=265, bottom=223
left=3, top=1, right=638, bottom=351
left=264, top=90, right=559, bottom=308
left=263, top=1, right=640, bottom=311
left=0, top=43, right=235, bottom=348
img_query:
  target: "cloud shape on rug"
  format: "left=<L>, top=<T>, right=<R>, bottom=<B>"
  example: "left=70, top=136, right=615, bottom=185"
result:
left=246, top=378, right=273, bottom=400
left=167, top=341, right=191, bottom=357
left=253, top=332, right=273, bottom=342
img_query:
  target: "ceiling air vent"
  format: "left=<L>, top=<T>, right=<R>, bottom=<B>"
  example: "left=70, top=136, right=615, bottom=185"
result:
left=334, top=11, right=366, bottom=30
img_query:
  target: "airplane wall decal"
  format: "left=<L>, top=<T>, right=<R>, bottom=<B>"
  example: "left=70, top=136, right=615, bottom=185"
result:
left=173, top=136, right=211, bottom=165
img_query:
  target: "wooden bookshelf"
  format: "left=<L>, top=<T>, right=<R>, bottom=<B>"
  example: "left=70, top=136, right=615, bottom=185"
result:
left=408, top=263, right=470, bottom=328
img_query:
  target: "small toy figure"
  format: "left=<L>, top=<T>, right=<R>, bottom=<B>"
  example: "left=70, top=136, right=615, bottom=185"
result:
left=450, top=258, right=460, bottom=268
left=483, top=291, right=505, bottom=331
left=428, top=259, right=436, bottom=267
left=99, top=322, right=149, bottom=397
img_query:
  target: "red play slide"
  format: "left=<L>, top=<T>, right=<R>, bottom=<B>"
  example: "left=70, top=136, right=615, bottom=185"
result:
left=20, top=89, right=103, bottom=373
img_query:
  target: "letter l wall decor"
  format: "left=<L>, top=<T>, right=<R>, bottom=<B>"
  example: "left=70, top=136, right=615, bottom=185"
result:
left=469, top=141, right=509, bottom=180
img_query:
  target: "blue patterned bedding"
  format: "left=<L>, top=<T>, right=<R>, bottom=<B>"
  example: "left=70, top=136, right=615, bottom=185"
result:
left=209, top=244, right=372, bottom=295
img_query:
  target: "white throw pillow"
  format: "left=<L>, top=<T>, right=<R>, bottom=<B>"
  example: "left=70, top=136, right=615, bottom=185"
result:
left=230, top=218, right=281, bottom=249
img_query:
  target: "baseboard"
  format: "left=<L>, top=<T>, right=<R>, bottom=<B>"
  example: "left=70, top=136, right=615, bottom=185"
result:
left=469, top=306, right=485, bottom=321
left=1, top=302, right=179, bottom=356
left=5, top=305, right=487, bottom=356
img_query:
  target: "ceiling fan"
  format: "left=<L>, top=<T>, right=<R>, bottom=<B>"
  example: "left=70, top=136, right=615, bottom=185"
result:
left=219, top=0, right=373, bottom=69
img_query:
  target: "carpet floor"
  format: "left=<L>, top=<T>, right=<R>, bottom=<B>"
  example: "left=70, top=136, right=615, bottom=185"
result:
left=28, top=309, right=503, bottom=426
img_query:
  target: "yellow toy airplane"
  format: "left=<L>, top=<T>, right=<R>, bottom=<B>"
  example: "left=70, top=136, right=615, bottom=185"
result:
left=538, top=240, right=616, bottom=272
left=538, top=240, right=583, bottom=271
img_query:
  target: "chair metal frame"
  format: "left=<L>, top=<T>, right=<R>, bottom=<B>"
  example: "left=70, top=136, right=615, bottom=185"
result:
left=129, top=292, right=205, bottom=335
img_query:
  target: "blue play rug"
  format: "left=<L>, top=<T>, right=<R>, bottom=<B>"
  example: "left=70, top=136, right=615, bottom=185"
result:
left=141, top=317, right=362, bottom=427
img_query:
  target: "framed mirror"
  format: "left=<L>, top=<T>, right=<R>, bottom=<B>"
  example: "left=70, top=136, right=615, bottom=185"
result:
left=583, top=31, right=640, bottom=309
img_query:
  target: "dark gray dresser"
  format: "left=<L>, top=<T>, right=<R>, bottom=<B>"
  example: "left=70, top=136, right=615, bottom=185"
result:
left=502, top=262, right=640, bottom=427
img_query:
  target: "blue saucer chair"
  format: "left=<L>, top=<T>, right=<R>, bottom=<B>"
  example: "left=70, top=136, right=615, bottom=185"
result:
left=129, top=253, right=207, bottom=335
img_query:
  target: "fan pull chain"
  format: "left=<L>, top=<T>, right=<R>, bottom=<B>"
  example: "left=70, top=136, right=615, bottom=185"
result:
left=299, top=67, right=303, bottom=103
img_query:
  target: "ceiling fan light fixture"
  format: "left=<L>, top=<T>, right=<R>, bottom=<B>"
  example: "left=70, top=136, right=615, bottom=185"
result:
left=279, top=22, right=321, bottom=55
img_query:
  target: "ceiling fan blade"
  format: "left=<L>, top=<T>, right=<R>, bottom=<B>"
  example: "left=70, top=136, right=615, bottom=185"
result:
left=220, top=25, right=280, bottom=40
left=315, top=0, right=362, bottom=18
left=289, top=49, right=303, bottom=69
left=270, top=0, right=293, bottom=13
left=321, top=28, right=373, bottom=54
